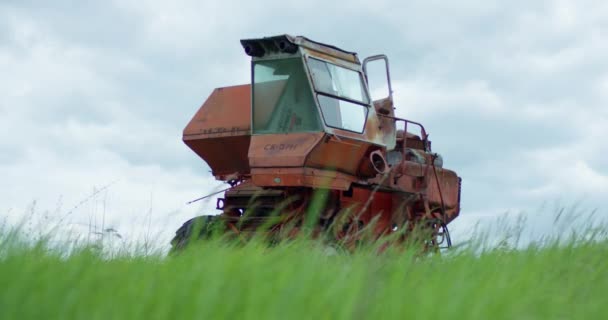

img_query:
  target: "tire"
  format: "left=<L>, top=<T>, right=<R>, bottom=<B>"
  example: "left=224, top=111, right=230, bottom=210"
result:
left=170, top=215, right=221, bottom=252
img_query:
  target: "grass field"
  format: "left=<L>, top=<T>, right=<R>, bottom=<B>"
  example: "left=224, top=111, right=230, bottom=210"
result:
left=1, top=226, right=607, bottom=320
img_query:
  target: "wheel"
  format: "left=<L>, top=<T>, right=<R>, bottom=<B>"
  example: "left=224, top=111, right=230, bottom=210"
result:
left=170, top=215, right=221, bottom=252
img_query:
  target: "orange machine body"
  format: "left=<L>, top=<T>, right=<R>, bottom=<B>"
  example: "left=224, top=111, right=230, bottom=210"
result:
left=178, top=35, right=462, bottom=249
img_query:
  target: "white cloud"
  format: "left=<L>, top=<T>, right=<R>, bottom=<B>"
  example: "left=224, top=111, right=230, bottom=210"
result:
left=521, top=145, right=608, bottom=199
left=0, top=3, right=225, bottom=248
left=1, top=0, right=607, bottom=248
left=392, top=79, right=505, bottom=118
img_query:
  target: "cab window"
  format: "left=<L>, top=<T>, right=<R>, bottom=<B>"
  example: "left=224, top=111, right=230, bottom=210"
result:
left=252, top=58, right=322, bottom=134
left=307, top=58, right=369, bottom=133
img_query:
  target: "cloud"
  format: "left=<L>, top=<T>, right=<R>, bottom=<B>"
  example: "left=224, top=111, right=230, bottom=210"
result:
left=0, top=2, right=225, bottom=245
left=1, top=0, right=606, bottom=248
left=393, top=79, right=505, bottom=117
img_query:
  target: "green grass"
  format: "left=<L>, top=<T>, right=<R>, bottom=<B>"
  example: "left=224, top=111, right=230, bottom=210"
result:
left=1, top=231, right=607, bottom=320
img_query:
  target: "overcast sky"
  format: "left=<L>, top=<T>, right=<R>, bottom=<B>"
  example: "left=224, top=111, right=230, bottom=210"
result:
left=1, top=0, right=607, bottom=248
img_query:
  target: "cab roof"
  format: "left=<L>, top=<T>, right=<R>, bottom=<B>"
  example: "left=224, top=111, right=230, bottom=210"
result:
left=240, top=34, right=360, bottom=64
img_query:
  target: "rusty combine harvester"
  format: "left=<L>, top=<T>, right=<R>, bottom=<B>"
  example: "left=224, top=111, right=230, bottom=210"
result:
left=173, top=35, right=462, bottom=250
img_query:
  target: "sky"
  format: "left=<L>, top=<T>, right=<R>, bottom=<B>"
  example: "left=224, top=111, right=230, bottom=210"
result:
left=1, top=0, right=607, bottom=248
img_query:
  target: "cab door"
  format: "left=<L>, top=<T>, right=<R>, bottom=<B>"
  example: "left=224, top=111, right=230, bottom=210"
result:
left=363, top=55, right=396, bottom=150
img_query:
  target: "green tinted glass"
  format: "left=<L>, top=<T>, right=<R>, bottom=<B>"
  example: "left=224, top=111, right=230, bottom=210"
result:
left=253, top=59, right=322, bottom=134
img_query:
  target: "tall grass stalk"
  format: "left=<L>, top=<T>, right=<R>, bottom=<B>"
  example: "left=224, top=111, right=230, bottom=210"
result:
left=1, top=215, right=608, bottom=319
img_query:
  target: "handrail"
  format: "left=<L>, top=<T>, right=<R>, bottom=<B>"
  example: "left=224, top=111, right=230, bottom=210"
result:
left=376, top=114, right=430, bottom=153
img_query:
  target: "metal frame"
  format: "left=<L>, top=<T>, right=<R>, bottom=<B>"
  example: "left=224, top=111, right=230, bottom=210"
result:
left=362, top=54, right=393, bottom=100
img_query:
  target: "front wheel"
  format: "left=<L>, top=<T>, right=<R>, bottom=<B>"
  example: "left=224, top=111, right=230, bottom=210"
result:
left=170, top=215, right=221, bottom=252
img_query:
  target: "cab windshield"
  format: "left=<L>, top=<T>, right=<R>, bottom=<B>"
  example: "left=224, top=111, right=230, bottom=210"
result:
left=252, top=58, right=322, bottom=134
left=307, top=58, right=369, bottom=133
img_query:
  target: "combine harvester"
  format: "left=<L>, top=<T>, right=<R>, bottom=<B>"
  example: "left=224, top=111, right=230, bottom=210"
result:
left=173, top=35, right=462, bottom=250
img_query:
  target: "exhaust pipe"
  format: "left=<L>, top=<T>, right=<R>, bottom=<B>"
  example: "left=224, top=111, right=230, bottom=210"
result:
left=359, top=150, right=389, bottom=177
left=370, top=150, right=388, bottom=174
